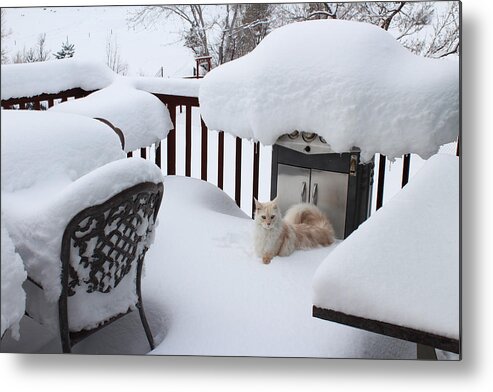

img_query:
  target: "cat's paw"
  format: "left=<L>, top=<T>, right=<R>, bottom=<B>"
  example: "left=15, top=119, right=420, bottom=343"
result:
left=262, top=256, right=272, bottom=264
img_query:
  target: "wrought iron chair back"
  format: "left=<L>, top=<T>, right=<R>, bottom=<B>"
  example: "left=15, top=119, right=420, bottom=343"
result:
left=59, top=181, right=164, bottom=353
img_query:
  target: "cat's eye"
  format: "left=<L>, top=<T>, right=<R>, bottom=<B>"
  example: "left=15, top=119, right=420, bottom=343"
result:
left=271, top=215, right=275, bottom=219
left=261, top=215, right=266, bottom=219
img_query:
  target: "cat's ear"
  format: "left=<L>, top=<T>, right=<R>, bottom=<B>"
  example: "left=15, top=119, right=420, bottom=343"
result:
left=254, top=198, right=262, bottom=210
left=272, top=196, right=279, bottom=204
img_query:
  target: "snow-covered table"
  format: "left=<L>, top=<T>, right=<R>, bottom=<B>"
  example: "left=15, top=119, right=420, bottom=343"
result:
left=49, top=81, right=174, bottom=152
left=312, top=154, right=459, bottom=356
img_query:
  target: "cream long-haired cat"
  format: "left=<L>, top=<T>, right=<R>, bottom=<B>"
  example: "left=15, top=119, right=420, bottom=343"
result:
left=254, top=197, right=335, bottom=264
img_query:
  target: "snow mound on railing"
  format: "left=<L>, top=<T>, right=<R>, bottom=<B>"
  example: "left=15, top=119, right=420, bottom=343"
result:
left=199, top=20, right=459, bottom=162
left=49, top=81, right=174, bottom=152
left=1, top=58, right=115, bottom=100
left=131, top=76, right=201, bottom=98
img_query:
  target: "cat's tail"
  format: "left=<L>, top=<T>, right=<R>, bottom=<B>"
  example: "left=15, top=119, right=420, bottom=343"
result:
left=284, top=203, right=335, bottom=247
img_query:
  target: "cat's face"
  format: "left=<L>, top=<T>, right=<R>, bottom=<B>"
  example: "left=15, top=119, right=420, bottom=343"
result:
left=254, top=198, right=280, bottom=230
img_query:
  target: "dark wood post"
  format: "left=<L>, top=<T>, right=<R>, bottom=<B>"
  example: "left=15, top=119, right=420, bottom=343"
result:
left=167, top=105, right=177, bottom=175
left=201, top=118, right=208, bottom=181
left=185, top=105, right=192, bottom=177
left=217, top=131, right=224, bottom=189
left=376, top=154, right=386, bottom=210
left=155, top=142, right=162, bottom=168
left=235, top=137, right=242, bottom=207
left=252, top=141, right=260, bottom=218
left=401, top=154, right=411, bottom=188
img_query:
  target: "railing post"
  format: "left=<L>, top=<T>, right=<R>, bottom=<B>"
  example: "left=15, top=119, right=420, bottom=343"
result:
left=235, top=137, right=242, bottom=207
left=252, top=141, right=260, bottom=218
left=155, top=142, right=162, bottom=168
left=201, top=118, right=208, bottom=181
left=402, top=154, right=411, bottom=188
left=376, top=154, right=386, bottom=210
left=185, top=105, right=192, bottom=177
left=167, top=105, right=177, bottom=175
left=217, top=131, right=224, bottom=189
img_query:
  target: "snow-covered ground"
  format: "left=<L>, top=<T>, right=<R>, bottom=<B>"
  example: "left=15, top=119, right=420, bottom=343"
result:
left=2, top=175, right=420, bottom=358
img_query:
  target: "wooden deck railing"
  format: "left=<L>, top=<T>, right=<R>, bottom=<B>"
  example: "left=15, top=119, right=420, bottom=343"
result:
left=1, top=88, right=458, bottom=216
left=1, top=89, right=260, bottom=215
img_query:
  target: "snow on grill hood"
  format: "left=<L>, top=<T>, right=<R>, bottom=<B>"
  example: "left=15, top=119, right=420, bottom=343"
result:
left=199, top=20, right=459, bottom=162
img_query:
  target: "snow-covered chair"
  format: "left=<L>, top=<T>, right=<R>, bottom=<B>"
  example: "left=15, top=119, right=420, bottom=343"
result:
left=3, top=158, right=164, bottom=353
left=57, top=173, right=163, bottom=352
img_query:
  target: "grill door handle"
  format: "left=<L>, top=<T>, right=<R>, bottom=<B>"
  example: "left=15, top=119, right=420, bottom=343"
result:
left=301, top=181, right=307, bottom=203
left=312, top=183, right=318, bottom=205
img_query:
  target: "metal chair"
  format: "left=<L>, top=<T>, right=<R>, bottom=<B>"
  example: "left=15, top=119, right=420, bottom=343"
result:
left=58, top=181, right=164, bottom=353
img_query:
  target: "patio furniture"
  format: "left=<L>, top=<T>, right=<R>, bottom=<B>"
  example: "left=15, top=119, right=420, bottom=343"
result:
left=94, top=117, right=125, bottom=150
left=48, top=83, right=173, bottom=153
left=58, top=180, right=163, bottom=352
left=312, top=154, right=460, bottom=359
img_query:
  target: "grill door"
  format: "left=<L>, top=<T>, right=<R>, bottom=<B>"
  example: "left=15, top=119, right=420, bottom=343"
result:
left=309, top=169, right=349, bottom=239
left=277, top=164, right=311, bottom=215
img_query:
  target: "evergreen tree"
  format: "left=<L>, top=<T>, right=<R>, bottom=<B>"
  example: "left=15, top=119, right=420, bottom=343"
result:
left=54, top=37, right=75, bottom=59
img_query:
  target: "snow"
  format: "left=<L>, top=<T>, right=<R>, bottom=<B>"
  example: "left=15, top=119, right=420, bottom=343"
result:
left=49, top=81, right=174, bottom=151
left=142, top=177, right=416, bottom=358
left=2, top=175, right=418, bottom=357
left=312, top=154, right=459, bottom=339
left=1, top=216, right=27, bottom=340
left=1, top=58, right=115, bottom=100
left=131, top=76, right=201, bottom=98
left=199, top=20, right=459, bottom=162
left=2, top=158, right=163, bottom=313
left=1, top=110, right=125, bottom=192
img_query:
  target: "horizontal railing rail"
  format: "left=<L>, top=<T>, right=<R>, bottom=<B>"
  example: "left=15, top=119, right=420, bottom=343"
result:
left=1, top=88, right=95, bottom=110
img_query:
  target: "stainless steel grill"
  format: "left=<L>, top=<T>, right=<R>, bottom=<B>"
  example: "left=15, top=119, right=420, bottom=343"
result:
left=271, top=132, right=373, bottom=239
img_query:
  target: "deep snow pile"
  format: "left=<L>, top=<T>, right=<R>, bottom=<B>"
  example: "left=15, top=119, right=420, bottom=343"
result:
left=1, top=58, right=115, bottom=100
left=131, top=77, right=201, bottom=98
left=313, top=154, right=459, bottom=339
left=142, top=177, right=416, bottom=358
left=50, top=81, right=174, bottom=151
left=1, top=217, right=27, bottom=340
left=1, top=110, right=125, bottom=192
left=199, top=20, right=459, bottom=161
